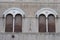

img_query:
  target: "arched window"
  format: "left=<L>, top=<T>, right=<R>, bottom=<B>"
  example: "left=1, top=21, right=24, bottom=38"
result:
left=5, top=14, right=13, bottom=32
left=14, top=14, right=22, bottom=32
left=39, top=14, right=46, bottom=32
left=3, top=8, right=25, bottom=32
left=48, top=14, right=55, bottom=32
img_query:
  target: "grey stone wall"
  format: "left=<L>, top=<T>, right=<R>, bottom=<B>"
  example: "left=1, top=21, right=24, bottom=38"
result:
left=0, top=0, right=60, bottom=3
left=0, top=33, right=59, bottom=40
left=0, top=2, right=60, bottom=33
left=0, top=1, right=59, bottom=40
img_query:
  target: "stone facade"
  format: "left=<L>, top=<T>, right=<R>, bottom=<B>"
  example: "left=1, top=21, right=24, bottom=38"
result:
left=0, top=0, right=60, bottom=40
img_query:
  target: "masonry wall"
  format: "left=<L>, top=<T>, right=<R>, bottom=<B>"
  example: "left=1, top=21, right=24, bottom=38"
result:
left=1, top=0, right=60, bottom=3
left=0, top=2, right=59, bottom=33
left=0, top=33, right=59, bottom=40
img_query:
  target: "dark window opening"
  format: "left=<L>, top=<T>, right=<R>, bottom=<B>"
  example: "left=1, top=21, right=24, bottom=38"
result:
left=14, top=14, right=22, bottom=32
left=48, top=14, right=55, bottom=32
left=5, top=14, right=13, bottom=32
left=39, top=14, right=46, bottom=32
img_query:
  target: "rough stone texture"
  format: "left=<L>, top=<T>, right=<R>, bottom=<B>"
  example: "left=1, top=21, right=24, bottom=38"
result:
left=0, top=0, right=60, bottom=3
left=0, top=0, right=59, bottom=40
left=0, top=33, right=59, bottom=40
left=0, top=2, right=60, bottom=33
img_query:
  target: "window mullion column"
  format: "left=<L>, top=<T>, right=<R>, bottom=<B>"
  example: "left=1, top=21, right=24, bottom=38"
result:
left=46, top=18, right=48, bottom=32
left=13, top=17, right=15, bottom=32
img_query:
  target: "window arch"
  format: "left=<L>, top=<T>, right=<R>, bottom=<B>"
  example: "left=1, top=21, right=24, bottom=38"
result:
left=48, top=14, right=55, bottom=32
left=3, top=7, right=25, bottom=17
left=3, top=7, right=25, bottom=32
left=5, top=14, right=13, bottom=32
left=39, top=14, right=46, bottom=32
left=36, top=8, right=57, bottom=32
left=14, top=14, right=22, bottom=32
left=36, top=8, right=57, bottom=18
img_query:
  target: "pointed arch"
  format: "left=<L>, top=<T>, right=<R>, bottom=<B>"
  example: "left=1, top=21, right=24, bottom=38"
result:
left=36, top=8, right=57, bottom=18
left=48, top=14, right=55, bottom=32
left=5, top=14, right=13, bottom=32
left=3, top=7, right=25, bottom=17
left=39, top=14, right=46, bottom=32
left=14, top=14, right=22, bottom=32
left=3, top=7, right=25, bottom=32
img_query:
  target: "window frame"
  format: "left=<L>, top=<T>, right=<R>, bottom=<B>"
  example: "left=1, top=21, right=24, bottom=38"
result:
left=38, top=14, right=46, bottom=32
left=48, top=14, right=55, bottom=32
left=3, top=8, right=25, bottom=32
left=36, top=8, right=57, bottom=32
